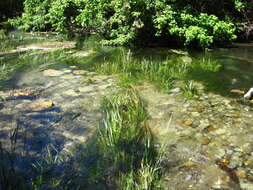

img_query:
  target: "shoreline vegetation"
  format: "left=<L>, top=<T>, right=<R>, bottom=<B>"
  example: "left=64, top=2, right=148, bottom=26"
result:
left=0, top=0, right=252, bottom=49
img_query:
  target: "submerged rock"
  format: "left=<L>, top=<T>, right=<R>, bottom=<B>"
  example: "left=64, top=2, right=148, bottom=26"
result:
left=0, top=63, right=119, bottom=184
left=182, top=120, right=193, bottom=126
left=60, top=74, right=78, bottom=79
left=30, top=100, right=54, bottom=111
left=169, top=49, right=188, bottom=55
left=230, top=89, right=245, bottom=95
left=63, top=90, right=80, bottom=97
left=240, top=182, right=253, bottom=190
left=16, top=41, right=75, bottom=51
left=73, top=70, right=88, bottom=75
left=78, top=86, right=93, bottom=93
left=43, top=69, right=64, bottom=77
left=169, top=87, right=181, bottom=94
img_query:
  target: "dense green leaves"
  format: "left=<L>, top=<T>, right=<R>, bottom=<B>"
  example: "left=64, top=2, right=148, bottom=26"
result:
left=11, top=0, right=52, bottom=31
left=9, top=0, right=253, bottom=48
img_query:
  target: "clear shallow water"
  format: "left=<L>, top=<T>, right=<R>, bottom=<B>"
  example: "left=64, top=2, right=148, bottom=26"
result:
left=1, top=33, right=253, bottom=189
left=195, top=44, right=253, bottom=91
left=1, top=33, right=253, bottom=95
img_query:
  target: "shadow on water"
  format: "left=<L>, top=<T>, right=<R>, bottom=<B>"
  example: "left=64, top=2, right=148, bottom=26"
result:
left=0, top=111, right=155, bottom=190
left=0, top=96, right=89, bottom=189
left=0, top=131, right=102, bottom=189
left=0, top=88, right=163, bottom=190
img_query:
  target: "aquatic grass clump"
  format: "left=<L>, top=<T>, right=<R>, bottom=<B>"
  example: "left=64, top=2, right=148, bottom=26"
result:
left=30, top=146, right=67, bottom=190
left=191, top=58, right=221, bottom=72
left=94, top=49, right=223, bottom=97
left=95, top=50, right=178, bottom=91
left=119, top=160, right=163, bottom=190
left=0, top=142, right=67, bottom=190
left=180, top=81, right=199, bottom=99
left=96, top=89, right=165, bottom=189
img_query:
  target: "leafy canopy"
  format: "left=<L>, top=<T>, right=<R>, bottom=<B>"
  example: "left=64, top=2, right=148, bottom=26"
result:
left=11, top=0, right=251, bottom=48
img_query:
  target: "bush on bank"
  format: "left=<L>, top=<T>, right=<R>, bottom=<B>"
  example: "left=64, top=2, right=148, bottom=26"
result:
left=10, top=0, right=253, bottom=48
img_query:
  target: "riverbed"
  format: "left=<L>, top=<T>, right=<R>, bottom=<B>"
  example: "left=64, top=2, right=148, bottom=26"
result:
left=1, top=33, right=253, bottom=189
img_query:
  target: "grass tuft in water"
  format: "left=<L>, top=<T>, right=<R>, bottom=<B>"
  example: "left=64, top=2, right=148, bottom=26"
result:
left=180, top=81, right=199, bottom=99
left=0, top=89, right=165, bottom=190
left=95, top=50, right=177, bottom=92
left=94, top=49, right=221, bottom=96
left=91, top=89, right=165, bottom=189
left=191, top=58, right=221, bottom=72
left=31, top=145, right=64, bottom=189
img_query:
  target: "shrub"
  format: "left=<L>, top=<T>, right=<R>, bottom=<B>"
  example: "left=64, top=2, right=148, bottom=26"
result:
left=11, top=0, right=248, bottom=48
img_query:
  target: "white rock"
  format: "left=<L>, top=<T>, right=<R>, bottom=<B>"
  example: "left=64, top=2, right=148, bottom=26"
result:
left=244, top=87, right=253, bottom=99
left=63, top=69, right=72, bottom=74
left=169, top=88, right=181, bottom=94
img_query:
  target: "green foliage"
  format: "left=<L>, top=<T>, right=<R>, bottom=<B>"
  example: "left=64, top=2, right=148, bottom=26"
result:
left=97, top=89, right=164, bottom=189
left=76, top=0, right=149, bottom=45
left=0, top=29, right=7, bottom=40
left=94, top=48, right=223, bottom=96
left=10, top=0, right=52, bottom=31
left=180, top=81, right=199, bottom=99
left=154, top=10, right=237, bottom=47
left=10, top=0, right=81, bottom=33
left=234, top=0, right=247, bottom=11
left=11, top=0, right=250, bottom=47
left=48, top=0, right=81, bottom=33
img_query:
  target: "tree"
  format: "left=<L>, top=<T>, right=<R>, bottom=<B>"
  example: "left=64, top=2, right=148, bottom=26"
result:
left=10, top=0, right=253, bottom=47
